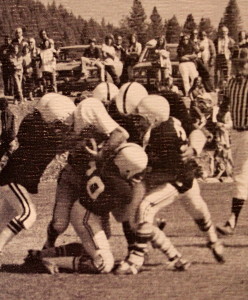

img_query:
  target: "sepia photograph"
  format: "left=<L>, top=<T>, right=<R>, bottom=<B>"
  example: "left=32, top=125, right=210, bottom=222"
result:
left=0, top=0, right=247, bottom=299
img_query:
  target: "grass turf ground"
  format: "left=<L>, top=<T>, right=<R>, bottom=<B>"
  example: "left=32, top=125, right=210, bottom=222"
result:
left=0, top=181, right=247, bottom=300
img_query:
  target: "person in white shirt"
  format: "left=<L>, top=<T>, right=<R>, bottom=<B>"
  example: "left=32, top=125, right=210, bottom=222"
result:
left=102, top=35, right=120, bottom=86
left=125, top=33, right=142, bottom=80
left=39, top=40, right=58, bottom=93
left=199, top=31, right=216, bottom=89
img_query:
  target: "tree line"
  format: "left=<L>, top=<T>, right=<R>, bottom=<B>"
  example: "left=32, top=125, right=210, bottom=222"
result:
left=0, top=0, right=243, bottom=47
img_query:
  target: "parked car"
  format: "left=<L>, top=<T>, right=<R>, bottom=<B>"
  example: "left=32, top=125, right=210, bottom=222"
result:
left=56, top=45, right=101, bottom=94
left=132, top=43, right=183, bottom=92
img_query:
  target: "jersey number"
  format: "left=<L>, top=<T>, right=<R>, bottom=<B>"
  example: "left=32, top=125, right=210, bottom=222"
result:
left=86, top=161, right=105, bottom=201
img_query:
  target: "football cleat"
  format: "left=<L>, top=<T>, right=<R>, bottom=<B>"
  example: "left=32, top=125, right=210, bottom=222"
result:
left=165, top=256, right=191, bottom=271
left=207, top=240, right=225, bottom=263
left=114, top=260, right=142, bottom=275
left=216, top=221, right=235, bottom=236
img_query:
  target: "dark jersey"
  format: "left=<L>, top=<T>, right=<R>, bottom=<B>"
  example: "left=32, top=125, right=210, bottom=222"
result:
left=79, top=160, right=132, bottom=216
left=108, top=101, right=146, bottom=146
left=146, top=117, right=197, bottom=193
left=0, top=111, right=62, bottom=193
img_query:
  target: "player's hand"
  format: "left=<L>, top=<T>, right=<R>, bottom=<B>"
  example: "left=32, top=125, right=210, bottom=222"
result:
left=85, top=138, right=99, bottom=158
left=180, top=145, right=195, bottom=162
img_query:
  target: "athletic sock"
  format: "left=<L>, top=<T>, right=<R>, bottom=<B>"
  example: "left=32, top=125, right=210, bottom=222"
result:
left=43, top=222, right=60, bottom=249
left=231, top=198, right=245, bottom=227
left=0, top=224, right=20, bottom=251
left=122, top=221, right=136, bottom=251
left=195, top=218, right=218, bottom=243
left=40, top=243, right=83, bottom=258
left=151, top=226, right=181, bottom=260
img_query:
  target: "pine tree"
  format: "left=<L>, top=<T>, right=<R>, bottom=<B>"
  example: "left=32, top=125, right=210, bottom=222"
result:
left=166, top=15, right=181, bottom=43
left=223, top=0, right=242, bottom=41
left=127, top=0, right=147, bottom=44
left=149, top=6, right=164, bottom=38
left=183, top=14, right=197, bottom=35
left=199, top=17, right=214, bottom=36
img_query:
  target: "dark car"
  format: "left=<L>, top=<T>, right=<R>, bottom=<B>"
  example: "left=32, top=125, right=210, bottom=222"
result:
left=56, top=45, right=102, bottom=95
left=132, top=43, right=183, bottom=92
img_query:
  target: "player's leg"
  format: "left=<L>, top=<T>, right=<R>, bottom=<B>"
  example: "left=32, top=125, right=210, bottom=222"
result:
left=44, top=200, right=114, bottom=274
left=0, top=183, right=36, bottom=253
left=179, top=179, right=224, bottom=262
left=43, top=165, right=81, bottom=249
left=115, top=183, right=179, bottom=274
left=217, top=131, right=248, bottom=235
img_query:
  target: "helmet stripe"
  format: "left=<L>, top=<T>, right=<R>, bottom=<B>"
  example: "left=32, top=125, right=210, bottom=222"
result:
left=123, top=82, right=133, bottom=114
left=106, top=82, right=110, bottom=101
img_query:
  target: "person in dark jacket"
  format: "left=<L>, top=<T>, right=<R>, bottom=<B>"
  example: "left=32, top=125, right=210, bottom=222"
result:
left=0, top=36, right=13, bottom=96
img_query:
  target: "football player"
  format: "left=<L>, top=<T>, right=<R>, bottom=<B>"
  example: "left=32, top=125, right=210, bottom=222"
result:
left=0, top=93, right=76, bottom=254
left=114, top=94, right=225, bottom=274
left=26, top=143, right=148, bottom=274
left=43, top=84, right=129, bottom=249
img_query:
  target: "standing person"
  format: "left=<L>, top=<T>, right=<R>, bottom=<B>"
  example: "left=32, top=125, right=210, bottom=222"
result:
left=39, top=29, right=55, bottom=49
left=39, top=40, right=58, bottom=94
left=0, top=98, right=17, bottom=171
left=9, top=44, right=24, bottom=104
left=22, top=45, right=34, bottom=101
left=102, top=35, right=120, bottom=86
left=114, top=35, right=126, bottom=63
left=177, top=34, right=199, bottom=96
left=238, top=31, right=248, bottom=48
left=80, top=38, right=105, bottom=82
left=214, top=26, right=235, bottom=88
left=11, top=27, right=28, bottom=54
left=155, top=35, right=172, bottom=83
left=0, top=36, right=13, bottom=96
left=199, top=31, right=216, bottom=89
left=216, top=48, right=248, bottom=235
left=125, top=33, right=142, bottom=81
left=28, top=38, right=41, bottom=96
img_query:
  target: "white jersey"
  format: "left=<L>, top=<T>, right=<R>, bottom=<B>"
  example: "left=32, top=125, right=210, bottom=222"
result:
left=73, top=97, right=119, bottom=136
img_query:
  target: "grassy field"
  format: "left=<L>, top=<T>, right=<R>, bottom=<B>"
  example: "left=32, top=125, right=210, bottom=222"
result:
left=0, top=181, right=247, bottom=300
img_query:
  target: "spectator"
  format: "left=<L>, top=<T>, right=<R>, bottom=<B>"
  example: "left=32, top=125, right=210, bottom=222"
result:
left=39, top=40, right=58, bottom=94
left=199, top=31, right=216, bottom=89
left=163, top=76, right=180, bottom=94
left=155, top=35, right=172, bottom=82
left=191, top=29, right=201, bottom=52
left=177, top=34, right=199, bottom=96
left=125, top=33, right=142, bottom=80
left=9, top=44, right=24, bottom=104
left=0, top=35, right=13, bottom=96
left=22, top=45, right=34, bottom=101
left=39, top=29, right=55, bottom=49
left=11, top=27, right=28, bottom=54
left=102, top=35, right=120, bottom=86
left=28, top=38, right=41, bottom=95
left=189, top=76, right=206, bottom=100
left=238, top=31, right=248, bottom=48
left=114, top=35, right=126, bottom=62
left=214, top=26, right=235, bottom=88
left=0, top=98, right=18, bottom=171
left=81, top=38, right=105, bottom=82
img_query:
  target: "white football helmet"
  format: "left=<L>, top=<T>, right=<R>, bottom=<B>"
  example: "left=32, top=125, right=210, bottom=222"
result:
left=136, top=95, right=170, bottom=127
left=93, top=82, right=119, bottom=105
left=115, top=82, right=148, bottom=115
left=36, top=93, right=76, bottom=126
left=114, top=143, right=148, bottom=180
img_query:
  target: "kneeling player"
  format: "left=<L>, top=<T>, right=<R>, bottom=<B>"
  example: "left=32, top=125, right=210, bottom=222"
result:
left=26, top=143, right=148, bottom=274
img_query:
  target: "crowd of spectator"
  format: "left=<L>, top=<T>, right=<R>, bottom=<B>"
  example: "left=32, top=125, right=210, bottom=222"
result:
left=0, top=28, right=58, bottom=104
left=1, top=26, right=248, bottom=105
